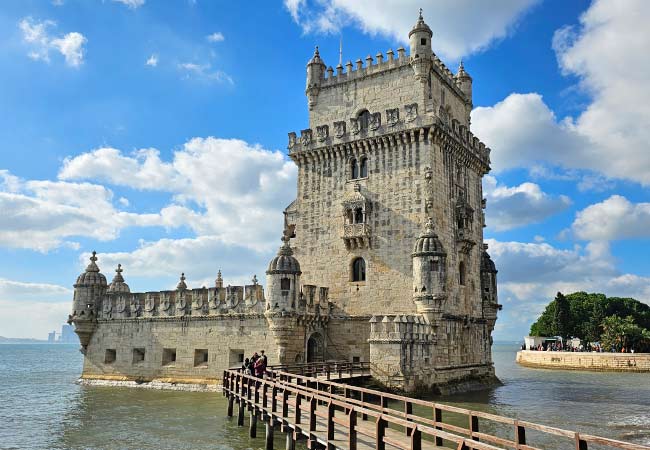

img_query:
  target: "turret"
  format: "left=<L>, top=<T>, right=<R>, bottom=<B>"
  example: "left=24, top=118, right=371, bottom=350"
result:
left=412, top=218, right=447, bottom=322
left=306, top=46, right=326, bottom=110
left=409, top=9, right=433, bottom=81
left=68, top=251, right=107, bottom=352
left=107, top=264, right=130, bottom=294
left=454, top=60, right=472, bottom=102
left=265, top=234, right=302, bottom=312
left=480, top=244, right=500, bottom=327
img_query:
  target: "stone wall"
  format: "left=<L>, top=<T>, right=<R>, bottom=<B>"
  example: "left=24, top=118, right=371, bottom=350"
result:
left=516, top=350, right=650, bottom=372
left=80, top=316, right=277, bottom=385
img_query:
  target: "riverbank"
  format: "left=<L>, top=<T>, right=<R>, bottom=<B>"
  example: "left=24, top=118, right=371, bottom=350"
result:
left=516, top=350, right=650, bottom=372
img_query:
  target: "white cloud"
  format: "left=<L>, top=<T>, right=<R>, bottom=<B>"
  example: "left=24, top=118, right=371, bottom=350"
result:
left=0, top=278, right=72, bottom=339
left=178, top=62, right=233, bottom=84
left=118, top=196, right=130, bottom=207
left=483, top=175, right=571, bottom=231
left=0, top=174, right=163, bottom=252
left=113, top=0, right=145, bottom=8
left=284, top=0, right=538, bottom=60
left=19, top=17, right=86, bottom=67
left=206, top=32, right=225, bottom=43
left=145, top=54, right=158, bottom=67
left=572, top=195, right=650, bottom=241
left=59, top=137, right=297, bottom=250
left=473, top=0, right=650, bottom=185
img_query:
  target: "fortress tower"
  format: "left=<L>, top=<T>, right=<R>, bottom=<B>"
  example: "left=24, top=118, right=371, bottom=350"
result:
left=70, top=12, right=500, bottom=394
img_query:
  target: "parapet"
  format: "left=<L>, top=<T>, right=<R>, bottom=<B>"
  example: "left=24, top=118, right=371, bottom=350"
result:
left=99, top=282, right=266, bottom=320
left=368, top=314, right=436, bottom=343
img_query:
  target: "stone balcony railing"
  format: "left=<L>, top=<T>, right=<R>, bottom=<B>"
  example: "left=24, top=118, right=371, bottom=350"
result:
left=455, top=228, right=475, bottom=254
left=343, top=223, right=371, bottom=250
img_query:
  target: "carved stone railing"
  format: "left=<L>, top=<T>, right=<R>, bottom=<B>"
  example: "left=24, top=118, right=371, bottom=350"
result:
left=343, top=223, right=371, bottom=249
left=455, top=228, right=475, bottom=254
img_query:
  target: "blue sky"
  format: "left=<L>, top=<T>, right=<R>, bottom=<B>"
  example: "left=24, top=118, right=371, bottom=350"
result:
left=1, top=0, right=649, bottom=340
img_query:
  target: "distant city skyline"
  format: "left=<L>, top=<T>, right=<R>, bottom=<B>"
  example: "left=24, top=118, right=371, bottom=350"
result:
left=1, top=0, right=649, bottom=341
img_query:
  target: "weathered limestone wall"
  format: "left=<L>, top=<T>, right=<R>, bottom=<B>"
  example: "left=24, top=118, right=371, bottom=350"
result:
left=516, top=350, right=650, bottom=372
left=81, top=316, right=277, bottom=385
left=326, top=316, right=372, bottom=361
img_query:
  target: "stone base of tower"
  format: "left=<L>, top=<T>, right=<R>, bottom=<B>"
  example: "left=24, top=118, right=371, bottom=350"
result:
left=368, top=313, right=499, bottom=396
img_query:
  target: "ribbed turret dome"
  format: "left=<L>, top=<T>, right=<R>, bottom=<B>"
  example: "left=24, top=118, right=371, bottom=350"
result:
left=267, top=237, right=301, bottom=274
left=75, top=251, right=107, bottom=286
left=308, top=46, right=325, bottom=66
left=481, top=245, right=497, bottom=273
left=409, top=9, right=433, bottom=38
left=412, top=219, right=446, bottom=256
left=455, top=60, right=472, bottom=80
left=107, top=264, right=130, bottom=293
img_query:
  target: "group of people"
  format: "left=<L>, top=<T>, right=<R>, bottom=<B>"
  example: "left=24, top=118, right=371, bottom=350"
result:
left=241, top=350, right=268, bottom=377
left=523, top=342, right=635, bottom=353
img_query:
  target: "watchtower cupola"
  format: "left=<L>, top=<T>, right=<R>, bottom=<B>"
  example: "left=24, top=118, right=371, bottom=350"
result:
left=306, top=46, right=326, bottom=110
left=412, top=218, right=447, bottom=321
left=409, top=9, right=433, bottom=81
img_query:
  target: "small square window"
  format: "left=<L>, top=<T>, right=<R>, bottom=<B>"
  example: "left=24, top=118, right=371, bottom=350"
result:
left=420, top=38, right=426, bottom=45
left=132, top=348, right=145, bottom=364
left=162, top=348, right=176, bottom=366
left=352, top=356, right=360, bottom=363
left=229, top=349, right=244, bottom=368
left=194, top=349, right=209, bottom=367
left=105, top=349, right=116, bottom=364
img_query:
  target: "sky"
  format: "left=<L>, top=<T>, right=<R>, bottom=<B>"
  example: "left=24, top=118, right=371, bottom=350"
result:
left=0, top=0, right=649, bottom=341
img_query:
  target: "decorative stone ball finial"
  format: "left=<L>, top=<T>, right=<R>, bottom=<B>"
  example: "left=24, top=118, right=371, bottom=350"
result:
left=419, top=7, right=423, bottom=19
left=116, top=264, right=122, bottom=274
left=252, top=275, right=258, bottom=285
left=425, top=217, right=435, bottom=234
left=177, top=272, right=187, bottom=290
left=85, top=250, right=100, bottom=272
left=90, top=251, right=97, bottom=263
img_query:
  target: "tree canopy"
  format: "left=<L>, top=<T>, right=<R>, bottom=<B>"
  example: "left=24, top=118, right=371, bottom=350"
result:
left=529, top=292, right=650, bottom=351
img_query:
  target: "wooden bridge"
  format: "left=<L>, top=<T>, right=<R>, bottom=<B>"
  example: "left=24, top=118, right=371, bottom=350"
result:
left=222, top=361, right=650, bottom=450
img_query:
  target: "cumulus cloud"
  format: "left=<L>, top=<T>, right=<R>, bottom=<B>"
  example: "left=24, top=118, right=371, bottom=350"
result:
left=206, top=32, right=225, bottom=43
left=572, top=195, right=650, bottom=241
left=473, top=0, right=650, bottom=185
left=0, top=174, right=165, bottom=251
left=178, top=62, right=233, bottom=84
left=19, top=17, right=86, bottom=67
left=284, top=0, right=538, bottom=60
left=487, top=238, right=650, bottom=339
left=483, top=175, right=571, bottom=231
left=59, top=137, right=297, bottom=250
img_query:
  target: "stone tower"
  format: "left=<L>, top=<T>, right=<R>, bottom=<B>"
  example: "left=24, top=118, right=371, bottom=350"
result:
left=286, top=11, right=501, bottom=392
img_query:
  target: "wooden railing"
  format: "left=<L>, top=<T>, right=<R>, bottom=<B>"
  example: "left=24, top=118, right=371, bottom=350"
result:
left=266, top=360, right=370, bottom=380
left=222, top=364, right=650, bottom=450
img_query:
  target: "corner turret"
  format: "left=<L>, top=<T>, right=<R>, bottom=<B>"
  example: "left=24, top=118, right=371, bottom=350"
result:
left=107, top=264, right=130, bottom=294
left=454, top=60, right=472, bottom=102
left=68, top=251, right=107, bottom=352
left=480, top=244, right=501, bottom=328
left=306, top=46, right=326, bottom=110
left=412, top=218, right=447, bottom=322
left=409, top=9, right=433, bottom=81
left=265, top=232, right=301, bottom=312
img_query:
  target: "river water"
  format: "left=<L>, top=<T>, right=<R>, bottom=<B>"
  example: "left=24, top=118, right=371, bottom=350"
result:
left=0, top=343, right=648, bottom=449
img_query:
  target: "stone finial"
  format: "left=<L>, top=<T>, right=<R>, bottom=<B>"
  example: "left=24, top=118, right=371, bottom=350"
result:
left=177, top=273, right=187, bottom=290
left=356, top=58, right=363, bottom=70
left=425, top=217, right=435, bottom=234
left=365, top=55, right=373, bottom=66
left=215, top=270, right=223, bottom=288
left=345, top=60, right=353, bottom=73
left=327, top=66, right=334, bottom=77
left=418, top=7, right=423, bottom=19
left=336, top=63, right=343, bottom=75
left=376, top=52, right=383, bottom=64
left=252, top=274, right=258, bottom=285
left=386, top=49, right=394, bottom=61
left=113, top=264, right=124, bottom=282
left=397, top=47, right=405, bottom=60
left=86, top=250, right=100, bottom=272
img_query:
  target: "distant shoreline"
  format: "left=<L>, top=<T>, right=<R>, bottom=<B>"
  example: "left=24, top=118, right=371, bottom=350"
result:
left=516, top=350, right=650, bottom=372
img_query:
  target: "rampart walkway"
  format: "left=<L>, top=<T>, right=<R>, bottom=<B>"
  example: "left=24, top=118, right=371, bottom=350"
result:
left=223, top=361, right=650, bottom=450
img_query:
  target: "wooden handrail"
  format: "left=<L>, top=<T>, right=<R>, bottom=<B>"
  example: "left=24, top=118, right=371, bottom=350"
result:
left=225, top=363, right=650, bottom=450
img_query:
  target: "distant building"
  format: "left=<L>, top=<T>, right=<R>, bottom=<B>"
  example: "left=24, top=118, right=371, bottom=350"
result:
left=47, top=331, right=56, bottom=343
left=59, top=324, right=78, bottom=344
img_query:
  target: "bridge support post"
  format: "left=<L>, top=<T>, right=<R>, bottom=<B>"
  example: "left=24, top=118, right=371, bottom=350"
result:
left=285, top=431, right=295, bottom=450
left=237, top=399, right=245, bottom=426
left=265, top=418, right=274, bottom=450
left=227, top=394, right=234, bottom=417
left=249, top=411, right=257, bottom=438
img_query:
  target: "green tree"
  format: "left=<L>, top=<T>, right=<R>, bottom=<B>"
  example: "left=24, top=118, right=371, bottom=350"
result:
left=552, top=292, right=571, bottom=338
left=600, top=315, right=650, bottom=352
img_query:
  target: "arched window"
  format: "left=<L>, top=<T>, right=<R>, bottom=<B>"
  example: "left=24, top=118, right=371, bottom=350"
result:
left=350, top=158, right=359, bottom=179
left=459, top=262, right=466, bottom=286
left=429, top=259, right=439, bottom=272
left=358, top=110, right=370, bottom=131
left=352, top=257, right=366, bottom=282
left=359, top=157, right=368, bottom=178
left=354, top=208, right=364, bottom=224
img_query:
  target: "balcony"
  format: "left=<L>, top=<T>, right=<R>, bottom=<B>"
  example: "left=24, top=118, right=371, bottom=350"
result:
left=455, top=228, right=475, bottom=254
left=343, top=223, right=371, bottom=249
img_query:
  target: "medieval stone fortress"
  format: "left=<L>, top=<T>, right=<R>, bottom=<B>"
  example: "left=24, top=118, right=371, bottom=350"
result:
left=69, top=12, right=501, bottom=394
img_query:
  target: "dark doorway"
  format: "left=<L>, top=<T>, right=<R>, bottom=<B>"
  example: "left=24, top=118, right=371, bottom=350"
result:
left=306, top=332, right=325, bottom=362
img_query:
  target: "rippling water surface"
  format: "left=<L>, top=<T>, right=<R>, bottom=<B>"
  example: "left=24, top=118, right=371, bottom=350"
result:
left=1, top=343, right=648, bottom=449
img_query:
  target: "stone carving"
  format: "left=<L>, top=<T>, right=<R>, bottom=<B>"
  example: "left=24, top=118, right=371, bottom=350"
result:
left=333, top=121, right=346, bottom=138
left=405, top=103, right=418, bottom=122
left=300, top=129, right=312, bottom=145
left=316, top=125, right=329, bottom=142
left=193, top=291, right=204, bottom=311
left=287, top=132, right=296, bottom=150
left=350, top=117, right=360, bottom=135
left=177, top=292, right=188, bottom=316
left=144, top=294, right=155, bottom=312
left=369, top=112, right=381, bottom=130
left=130, top=296, right=141, bottom=316
left=102, top=298, right=112, bottom=314
left=116, top=296, right=126, bottom=313
left=160, top=293, right=171, bottom=314
left=386, top=108, right=399, bottom=126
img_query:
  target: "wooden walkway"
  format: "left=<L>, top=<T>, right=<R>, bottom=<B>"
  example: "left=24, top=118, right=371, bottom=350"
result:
left=223, top=362, right=650, bottom=450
